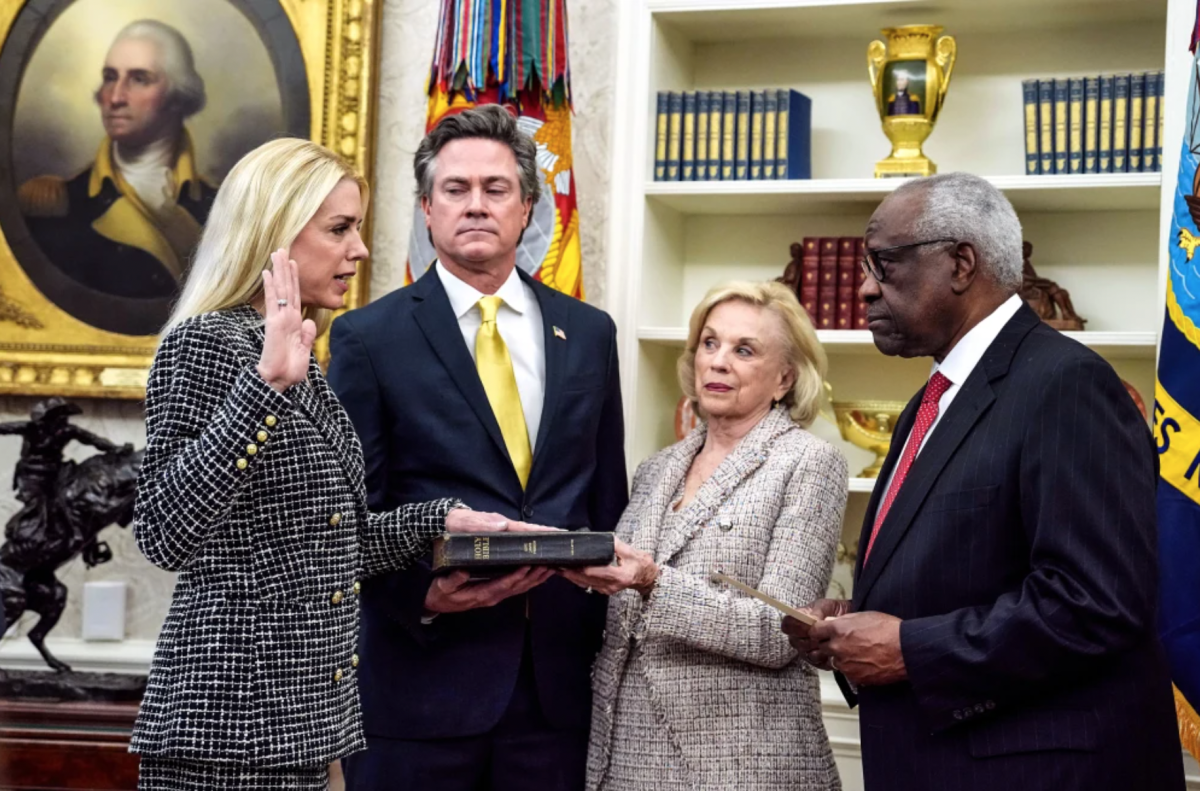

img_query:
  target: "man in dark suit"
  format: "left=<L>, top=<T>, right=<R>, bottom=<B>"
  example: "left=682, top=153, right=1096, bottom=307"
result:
left=783, top=172, right=1185, bottom=790
left=328, top=105, right=627, bottom=790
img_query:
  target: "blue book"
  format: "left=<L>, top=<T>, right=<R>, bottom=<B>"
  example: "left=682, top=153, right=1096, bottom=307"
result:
left=1099, top=76, right=1113, bottom=173
left=1144, top=71, right=1160, bottom=173
left=1156, top=70, right=1165, bottom=171
left=1129, top=72, right=1145, bottom=172
left=1112, top=74, right=1130, bottom=173
left=706, top=91, right=721, bottom=180
left=721, top=91, right=737, bottom=180
left=1053, top=79, right=1069, bottom=174
left=1084, top=76, right=1100, bottom=174
left=666, top=91, right=682, bottom=181
left=735, top=90, right=751, bottom=180
left=681, top=91, right=697, bottom=181
left=775, top=89, right=812, bottom=180
left=1068, top=78, right=1084, bottom=174
left=654, top=91, right=668, bottom=181
left=695, top=90, right=710, bottom=182
left=1038, top=80, right=1054, bottom=176
left=749, top=90, right=765, bottom=180
left=1022, top=79, right=1040, bottom=175
left=763, top=90, right=778, bottom=179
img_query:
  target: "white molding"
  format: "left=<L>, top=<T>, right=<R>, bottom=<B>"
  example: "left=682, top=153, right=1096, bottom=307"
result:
left=0, top=637, right=154, bottom=675
left=644, top=174, right=1163, bottom=215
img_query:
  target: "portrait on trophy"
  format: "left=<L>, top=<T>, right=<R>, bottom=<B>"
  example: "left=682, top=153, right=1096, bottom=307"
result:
left=883, top=62, right=926, bottom=117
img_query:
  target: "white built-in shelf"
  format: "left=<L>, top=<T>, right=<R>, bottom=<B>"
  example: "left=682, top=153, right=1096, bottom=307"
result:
left=638, top=327, right=1157, bottom=358
left=849, top=477, right=876, bottom=493
left=644, top=174, right=1162, bottom=216
left=650, top=0, right=1166, bottom=42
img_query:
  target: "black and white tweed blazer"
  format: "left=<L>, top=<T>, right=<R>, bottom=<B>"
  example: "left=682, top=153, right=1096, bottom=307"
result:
left=130, top=305, right=457, bottom=768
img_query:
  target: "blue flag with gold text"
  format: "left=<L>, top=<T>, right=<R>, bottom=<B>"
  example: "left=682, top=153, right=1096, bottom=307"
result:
left=1156, top=13, right=1200, bottom=762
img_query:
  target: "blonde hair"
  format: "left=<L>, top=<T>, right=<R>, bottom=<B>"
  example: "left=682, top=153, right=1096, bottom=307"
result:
left=164, top=137, right=369, bottom=337
left=677, top=281, right=828, bottom=428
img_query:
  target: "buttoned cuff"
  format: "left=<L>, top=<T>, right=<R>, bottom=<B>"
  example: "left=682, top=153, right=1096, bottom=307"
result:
left=901, top=615, right=1000, bottom=733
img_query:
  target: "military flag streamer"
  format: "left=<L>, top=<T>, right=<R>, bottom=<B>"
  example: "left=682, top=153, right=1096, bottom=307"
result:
left=1156, top=0, right=1200, bottom=762
left=406, top=0, right=583, bottom=300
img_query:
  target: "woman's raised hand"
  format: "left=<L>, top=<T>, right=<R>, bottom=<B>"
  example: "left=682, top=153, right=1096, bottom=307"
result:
left=257, top=248, right=316, bottom=393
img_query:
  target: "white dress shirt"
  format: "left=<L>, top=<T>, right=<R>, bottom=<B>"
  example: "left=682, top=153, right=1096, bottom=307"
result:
left=435, top=261, right=546, bottom=450
left=875, top=294, right=1024, bottom=512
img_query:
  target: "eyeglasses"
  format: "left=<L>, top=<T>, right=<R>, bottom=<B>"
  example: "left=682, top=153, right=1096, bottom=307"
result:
left=860, top=239, right=957, bottom=283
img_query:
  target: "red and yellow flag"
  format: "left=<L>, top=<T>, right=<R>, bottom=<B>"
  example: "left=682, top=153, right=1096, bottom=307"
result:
left=406, top=0, right=583, bottom=300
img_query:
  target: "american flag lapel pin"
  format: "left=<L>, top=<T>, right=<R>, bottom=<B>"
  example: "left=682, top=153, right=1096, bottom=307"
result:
left=553, top=325, right=567, bottom=340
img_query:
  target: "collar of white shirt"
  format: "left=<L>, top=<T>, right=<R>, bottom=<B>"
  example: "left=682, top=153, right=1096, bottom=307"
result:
left=435, top=260, right=528, bottom=319
left=931, top=293, right=1024, bottom=387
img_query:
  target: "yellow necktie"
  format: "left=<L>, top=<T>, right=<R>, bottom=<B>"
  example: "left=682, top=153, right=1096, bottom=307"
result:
left=475, top=296, right=532, bottom=488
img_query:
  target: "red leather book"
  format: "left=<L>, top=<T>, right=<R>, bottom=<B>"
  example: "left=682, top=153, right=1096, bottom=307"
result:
left=836, top=237, right=856, bottom=329
left=817, top=237, right=838, bottom=329
left=800, top=237, right=819, bottom=324
left=853, top=238, right=869, bottom=330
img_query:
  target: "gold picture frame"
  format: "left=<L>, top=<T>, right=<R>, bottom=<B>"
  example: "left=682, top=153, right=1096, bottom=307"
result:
left=0, top=0, right=380, bottom=399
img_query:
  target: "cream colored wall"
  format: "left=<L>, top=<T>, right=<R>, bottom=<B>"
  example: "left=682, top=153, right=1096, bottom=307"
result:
left=0, top=0, right=618, bottom=645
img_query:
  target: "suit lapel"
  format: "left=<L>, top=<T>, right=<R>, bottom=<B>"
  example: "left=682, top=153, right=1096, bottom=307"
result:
left=411, top=271, right=512, bottom=467
left=656, top=408, right=794, bottom=565
left=630, top=429, right=704, bottom=557
left=852, top=305, right=1042, bottom=609
left=526, top=271, right=568, bottom=482
left=852, top=371, right=996, bottom=608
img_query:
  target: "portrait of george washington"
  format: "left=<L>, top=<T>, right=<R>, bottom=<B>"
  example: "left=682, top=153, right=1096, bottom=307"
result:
left=884, top=62, right=926, bottom=118
left=0, top=0, right=311, bottom=336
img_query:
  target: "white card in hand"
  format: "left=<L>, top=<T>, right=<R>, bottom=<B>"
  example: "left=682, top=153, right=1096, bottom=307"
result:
left=709, top=571, right=817, bottom=625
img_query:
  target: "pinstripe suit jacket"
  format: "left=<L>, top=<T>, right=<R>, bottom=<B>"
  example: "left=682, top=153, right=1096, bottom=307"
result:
left=130, top=305, right=457, bottom=768
left=847, top=304, right=1184, bottom=790
left=588, top=407, right=846, bottom=790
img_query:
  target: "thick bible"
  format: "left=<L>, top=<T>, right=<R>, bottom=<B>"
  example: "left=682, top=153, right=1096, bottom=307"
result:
left=432, top=532, right=615, bottom=578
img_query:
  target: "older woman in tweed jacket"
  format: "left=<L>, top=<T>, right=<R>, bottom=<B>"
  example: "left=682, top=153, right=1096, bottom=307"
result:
left=563, top=281, right=848, bottom=790
left=130, top=139, right=520, bottom=790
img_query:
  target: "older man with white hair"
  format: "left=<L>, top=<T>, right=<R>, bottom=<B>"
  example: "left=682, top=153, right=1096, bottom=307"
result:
left=783, top=172, right=1186, bottom=791
left=19, top=19, right=216, bottom=311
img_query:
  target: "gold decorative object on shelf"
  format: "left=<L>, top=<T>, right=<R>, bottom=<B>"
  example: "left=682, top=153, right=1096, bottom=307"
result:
left=867, top=25, right=957, bottom=178
left=834, top=401, right=908, bottom=478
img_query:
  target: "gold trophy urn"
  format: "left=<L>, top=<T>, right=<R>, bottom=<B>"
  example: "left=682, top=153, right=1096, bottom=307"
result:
left=833, top=401, right=908, bottom=478
left=867, top=25, right=957, bottom=178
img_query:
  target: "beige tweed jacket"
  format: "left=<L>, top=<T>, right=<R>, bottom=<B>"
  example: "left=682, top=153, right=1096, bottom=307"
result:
left=587, top=406, right=848, bottom=790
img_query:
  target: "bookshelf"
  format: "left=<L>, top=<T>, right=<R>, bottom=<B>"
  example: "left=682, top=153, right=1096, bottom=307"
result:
left=607, top=0, right=1197, bottom=786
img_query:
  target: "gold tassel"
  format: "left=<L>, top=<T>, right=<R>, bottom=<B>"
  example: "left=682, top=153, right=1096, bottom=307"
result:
left=1175, top=686, right=1200, bottom=762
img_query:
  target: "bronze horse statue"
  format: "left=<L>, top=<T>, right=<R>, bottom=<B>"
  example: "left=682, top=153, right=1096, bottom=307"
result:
left=0, top=398, right=143, bottom=672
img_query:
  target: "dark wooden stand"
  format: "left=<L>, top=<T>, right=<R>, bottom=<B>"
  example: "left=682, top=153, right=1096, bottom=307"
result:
left=0, top=700, right=139, bottom=790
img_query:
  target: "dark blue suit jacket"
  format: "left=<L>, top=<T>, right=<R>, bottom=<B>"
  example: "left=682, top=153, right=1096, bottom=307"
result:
left=327, top=266, right=628, bottom=739
left=846, top=304, right=1184, bottom=790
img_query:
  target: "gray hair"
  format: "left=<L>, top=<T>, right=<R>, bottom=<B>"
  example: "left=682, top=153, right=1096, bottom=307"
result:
left=103, top=20, right=206, bottom=118
left=894, top=172, right=1024, bottom=291
left=413, top=104, right=542, bottom=205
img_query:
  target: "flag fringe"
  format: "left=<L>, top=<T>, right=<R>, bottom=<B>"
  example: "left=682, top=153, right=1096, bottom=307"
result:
left=428, top=0, right=570, bottom=109
left=1177, top=686, right=1200, bottom=762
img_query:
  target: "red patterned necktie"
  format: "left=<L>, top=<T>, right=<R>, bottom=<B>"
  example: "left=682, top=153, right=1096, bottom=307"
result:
left=864, top=371, right=953, bottom=565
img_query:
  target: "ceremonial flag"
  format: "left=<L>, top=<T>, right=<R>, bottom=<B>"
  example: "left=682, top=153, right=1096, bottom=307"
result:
left=406, top=0, right=583, bottom=300
left=1156, top=1, right=1200, bottom=761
